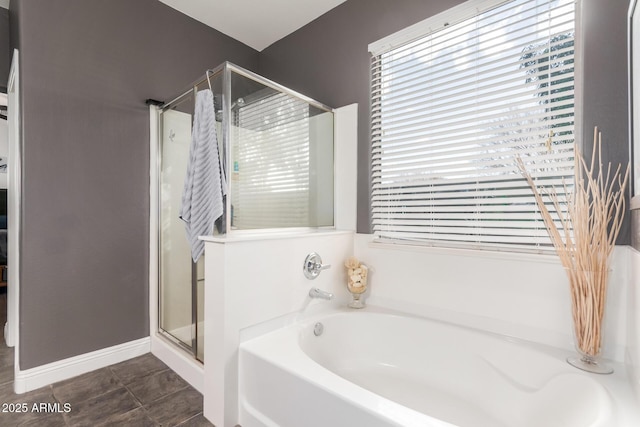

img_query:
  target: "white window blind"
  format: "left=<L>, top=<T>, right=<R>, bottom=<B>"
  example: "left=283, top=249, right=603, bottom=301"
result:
left=371, top=0, right=575, bottom=252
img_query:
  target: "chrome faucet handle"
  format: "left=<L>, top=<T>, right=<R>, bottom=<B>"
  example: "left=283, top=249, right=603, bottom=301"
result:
left=303, top=252, right=331, bottom=280
left=315, top=262, right=331, bottom=271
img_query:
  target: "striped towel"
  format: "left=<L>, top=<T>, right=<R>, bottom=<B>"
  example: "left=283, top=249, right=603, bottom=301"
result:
left=180, top=89, right=225, bottom=262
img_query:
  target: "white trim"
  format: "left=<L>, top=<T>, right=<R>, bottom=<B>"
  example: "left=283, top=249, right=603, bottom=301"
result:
left=149, top=105, right=159, bottom=350
left=334, top=103, right=358, bottom=232
left=200, top=229, right=351, bottom=244
left=151, top=334, right=204, bottom=393
left=631, top=0, right=640, bottom=200
left=370, top=239, right=558, bottom=259
left=14, top=338, right=150, bottom=394
left=369, top=0, right=577, bottom=252
left=368, top=0, right=511, bottom=55
left=6, top=49, right=20, bottom=358
left=367, top=235, right=562, bottom=264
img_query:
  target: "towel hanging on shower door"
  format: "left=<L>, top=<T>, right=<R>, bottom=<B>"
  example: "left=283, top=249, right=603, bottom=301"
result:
left=180, top=89, right=225, bottom=262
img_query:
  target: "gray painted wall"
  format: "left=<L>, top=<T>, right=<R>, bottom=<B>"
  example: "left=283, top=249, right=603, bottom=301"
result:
left=8, top=0, right=634, bottom=370
left=0, top=7, right=9, bottom=91
left=260, top=0, right=633, bottom=244
left=12, top=0, right=258, bottom=369
left=9, top=0, right=19, bottom=54
left=580, top=0, right=632, bottom=245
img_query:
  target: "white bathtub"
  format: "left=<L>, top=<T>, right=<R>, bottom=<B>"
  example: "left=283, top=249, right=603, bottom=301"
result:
left=238, top=307, right=640, bottom=427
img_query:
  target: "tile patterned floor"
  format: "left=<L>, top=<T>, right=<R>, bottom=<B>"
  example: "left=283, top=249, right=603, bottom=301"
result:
left=0, top=291, right=214, bottom=426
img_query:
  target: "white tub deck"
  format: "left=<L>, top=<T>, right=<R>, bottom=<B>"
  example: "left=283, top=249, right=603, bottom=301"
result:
left=239, top=306, right=640, bottom=427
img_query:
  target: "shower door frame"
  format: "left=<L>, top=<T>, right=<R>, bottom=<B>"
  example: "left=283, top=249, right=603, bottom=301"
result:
left=221, top=63, right=335, bottom=235
left=148, top=103, right=205, bottom=393
left=151, top=66, right=228, bottom=367
left=161, top=62, right=335, bottom=236
left=156, top=90, right=206, bottom=362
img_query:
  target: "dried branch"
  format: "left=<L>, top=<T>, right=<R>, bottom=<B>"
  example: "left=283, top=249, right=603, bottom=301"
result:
left=516, top=127, right=629, bottom=356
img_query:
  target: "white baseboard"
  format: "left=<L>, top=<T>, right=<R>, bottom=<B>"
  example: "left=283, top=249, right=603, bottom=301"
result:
left=151, top=333, right=204, bottom=393
left=14, top=337, right=150, bottom=394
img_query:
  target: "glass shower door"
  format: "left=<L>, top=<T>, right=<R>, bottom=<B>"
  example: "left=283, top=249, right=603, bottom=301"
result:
left=159, top=96, right=204, bottom=361
left=155, top=62, right=333, bottom=363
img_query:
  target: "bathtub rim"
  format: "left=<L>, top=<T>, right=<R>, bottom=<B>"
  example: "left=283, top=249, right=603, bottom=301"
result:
left=239, top=306, right=460, bottom=427
left=239, top=304, right=640, bottom=427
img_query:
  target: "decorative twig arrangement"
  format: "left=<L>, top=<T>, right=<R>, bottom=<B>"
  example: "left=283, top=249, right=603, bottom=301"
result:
left=516, top=127, right=629, bottom=357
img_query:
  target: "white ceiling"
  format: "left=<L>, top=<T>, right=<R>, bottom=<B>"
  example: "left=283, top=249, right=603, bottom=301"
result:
left=0, top=0, right=346, bottom=50
left=158, top=0, right=347, bottom=51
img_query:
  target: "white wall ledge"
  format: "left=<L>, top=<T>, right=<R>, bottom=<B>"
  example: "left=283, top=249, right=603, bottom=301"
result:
left=199, top=229, right=352, bottom=244
left=368, top=238, right=564, bottom=265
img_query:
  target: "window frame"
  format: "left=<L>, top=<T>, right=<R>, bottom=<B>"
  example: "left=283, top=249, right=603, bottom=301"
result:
left=369, top=0, right=581, bottom=254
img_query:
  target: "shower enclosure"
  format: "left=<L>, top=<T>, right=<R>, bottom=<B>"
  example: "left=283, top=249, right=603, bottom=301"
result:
left=155, top=62, right=335, bottom=361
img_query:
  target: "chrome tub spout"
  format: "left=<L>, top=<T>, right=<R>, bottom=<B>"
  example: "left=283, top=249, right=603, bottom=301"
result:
left=309, top=287, right=334, bottom=300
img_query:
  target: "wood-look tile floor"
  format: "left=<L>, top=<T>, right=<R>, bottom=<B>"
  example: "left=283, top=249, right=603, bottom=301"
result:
left=0, top=291, right=214, bottom=426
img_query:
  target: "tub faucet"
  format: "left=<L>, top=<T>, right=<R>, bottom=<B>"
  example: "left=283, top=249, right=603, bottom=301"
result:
left=303, top=253, right=331, bottom=280
left=309, top=287, right=334, bottom=300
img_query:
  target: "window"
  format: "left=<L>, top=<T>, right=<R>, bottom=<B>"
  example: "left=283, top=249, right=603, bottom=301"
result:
left=370, top=0, right=576, bottom=252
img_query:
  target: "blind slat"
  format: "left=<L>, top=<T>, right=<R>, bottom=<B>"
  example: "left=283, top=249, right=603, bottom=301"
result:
left=371, top=0, right=575, bottom=252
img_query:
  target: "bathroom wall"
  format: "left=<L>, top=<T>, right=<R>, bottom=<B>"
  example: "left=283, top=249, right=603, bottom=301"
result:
left=10, top=0, right=259, bottom=370
left=354, top=235, right=633, bottom=363
left=0, top=6, right=9, bottom=91
left=260, top=0, right=638, bottom=384
left=260, top=0, right=633, bottom=245
left=8, top=0, right=18, bottom=55
left=259, top=0, right=465, bottom=234
left=579, top=0, right=633, bottom=245
left=6, top=0, right=634, bottom=375
left=203, top=231, right=354, bottom=427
